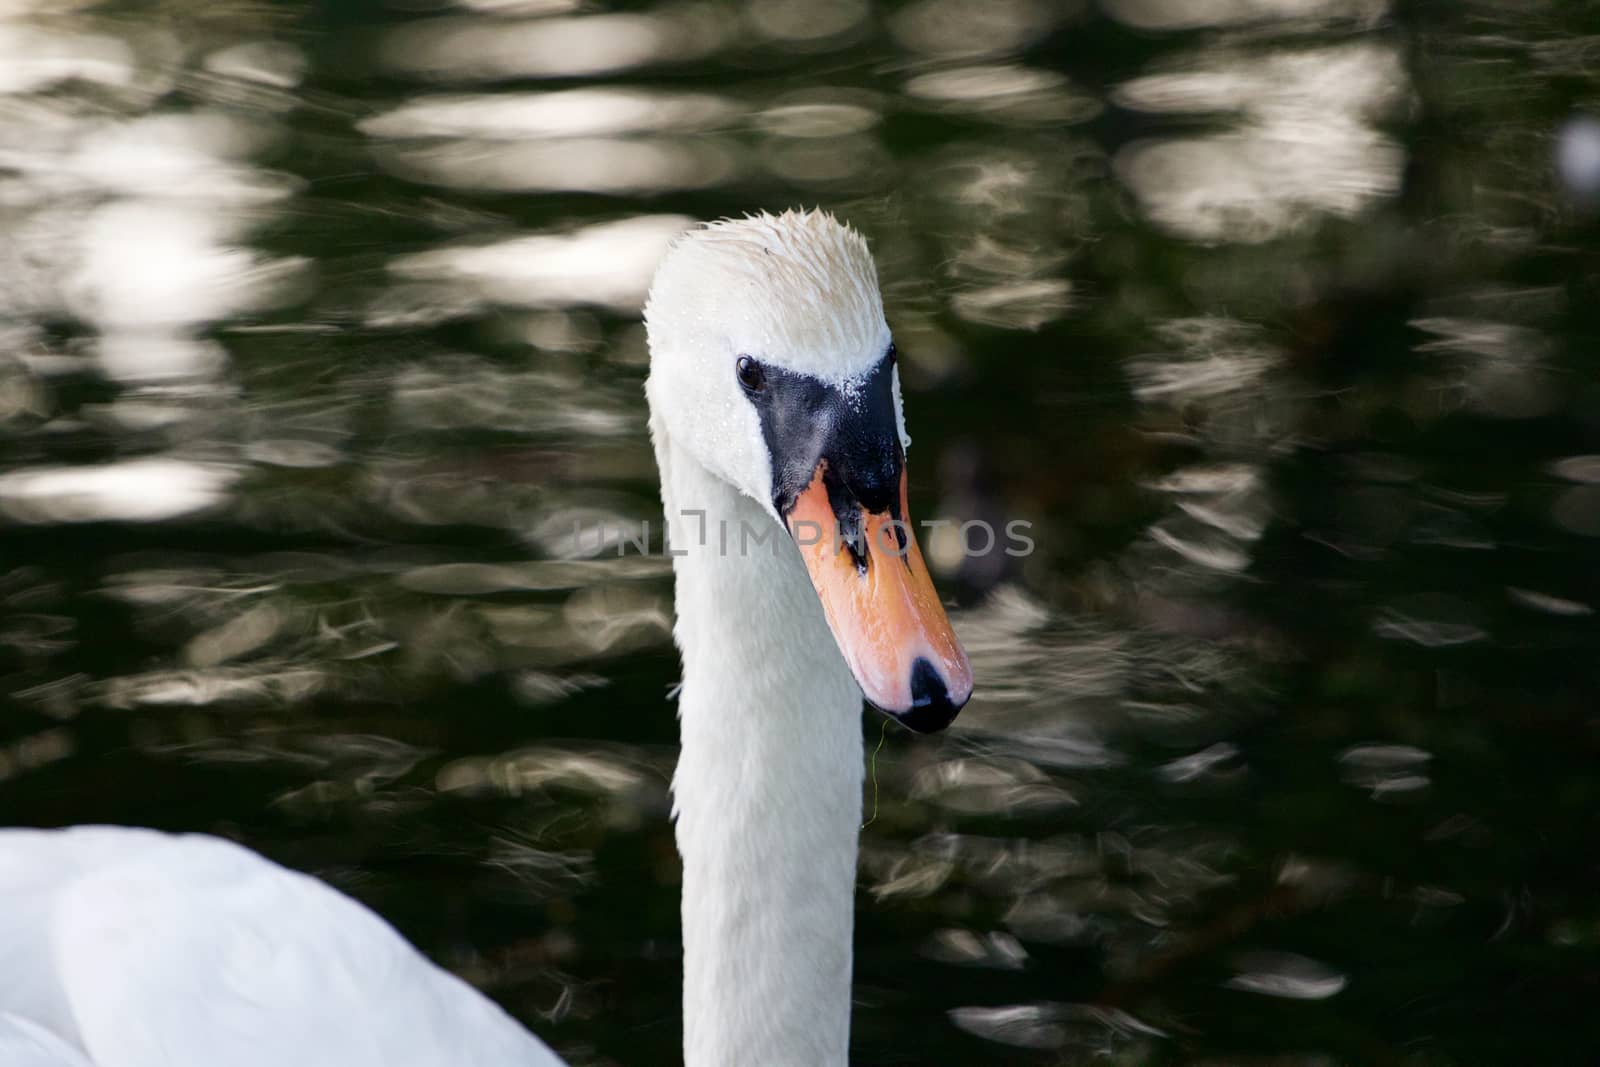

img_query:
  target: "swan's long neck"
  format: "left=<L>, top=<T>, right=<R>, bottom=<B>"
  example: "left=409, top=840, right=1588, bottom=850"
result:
left=652, top=413, right=864, bottom=1067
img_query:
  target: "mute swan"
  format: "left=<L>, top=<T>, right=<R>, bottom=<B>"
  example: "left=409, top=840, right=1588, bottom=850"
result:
left=0, top=209, right=972, bottom=1067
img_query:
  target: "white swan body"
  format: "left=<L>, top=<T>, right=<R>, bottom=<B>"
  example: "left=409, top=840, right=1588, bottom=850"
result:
left=0, top=210, right=971, bottom=1067
left=0, top=826, right=564, bottom=1067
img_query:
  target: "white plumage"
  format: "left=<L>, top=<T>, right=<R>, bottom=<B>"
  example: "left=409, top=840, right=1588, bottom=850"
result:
left=0, top=826, right=564, bottom=1067
left=646, top=210, right=901, bottom=1065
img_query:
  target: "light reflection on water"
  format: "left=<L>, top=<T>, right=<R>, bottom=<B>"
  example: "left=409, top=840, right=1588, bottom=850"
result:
left=380, top=8, right=734, bottom=81
left=3, top=0, right=1599, bottom=1064
left=1114, top=40, right=1407, bottom=243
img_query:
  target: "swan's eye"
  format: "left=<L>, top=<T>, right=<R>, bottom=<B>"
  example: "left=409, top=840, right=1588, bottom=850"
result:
left=736, top=355, right=766, bottom=394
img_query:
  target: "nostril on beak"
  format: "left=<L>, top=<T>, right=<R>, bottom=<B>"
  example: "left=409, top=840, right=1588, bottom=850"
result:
left=895, top=657, right=964, bottom=734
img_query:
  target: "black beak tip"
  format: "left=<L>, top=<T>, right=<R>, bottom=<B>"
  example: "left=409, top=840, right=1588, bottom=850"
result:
left=886, top=657, right=966, bottom=734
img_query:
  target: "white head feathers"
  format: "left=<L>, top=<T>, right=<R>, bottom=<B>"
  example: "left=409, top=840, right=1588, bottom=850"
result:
left=644, top=208, right=906, bottom=514
left=644, top=209, right=890, bottom=385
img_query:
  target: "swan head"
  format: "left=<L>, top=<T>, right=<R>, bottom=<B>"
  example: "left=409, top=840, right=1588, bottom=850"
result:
left=644, top=209, right=972, bottom=731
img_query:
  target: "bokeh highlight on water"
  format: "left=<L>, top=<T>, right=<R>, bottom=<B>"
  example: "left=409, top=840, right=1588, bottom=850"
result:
left=3, top=0, right=1598, bottom=1063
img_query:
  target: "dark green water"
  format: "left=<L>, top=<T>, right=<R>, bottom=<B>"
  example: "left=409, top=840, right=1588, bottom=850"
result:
left=3, top=1, right=1599, bottom=1063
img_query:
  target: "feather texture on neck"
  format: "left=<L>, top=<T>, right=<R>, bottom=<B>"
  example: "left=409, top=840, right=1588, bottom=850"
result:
left=651, top=408, right=863, bottom=1067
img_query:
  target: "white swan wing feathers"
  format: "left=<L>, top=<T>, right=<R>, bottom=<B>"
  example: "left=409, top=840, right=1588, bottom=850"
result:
left=0, top=826, right=565, bottom=1067
left=0, top=1014, right=96, bottom=1067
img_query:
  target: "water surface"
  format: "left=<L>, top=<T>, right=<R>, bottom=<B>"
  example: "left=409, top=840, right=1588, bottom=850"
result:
left=3, top=1, right=1598, bottom=1063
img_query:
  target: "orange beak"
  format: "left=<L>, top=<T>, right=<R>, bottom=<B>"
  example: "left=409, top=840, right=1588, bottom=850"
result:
left=785, top=462, right=973, bottom=731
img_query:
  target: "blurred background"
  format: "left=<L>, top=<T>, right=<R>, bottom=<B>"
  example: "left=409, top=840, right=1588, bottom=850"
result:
left=2, top=0, right=1598, bottom=1063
